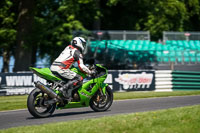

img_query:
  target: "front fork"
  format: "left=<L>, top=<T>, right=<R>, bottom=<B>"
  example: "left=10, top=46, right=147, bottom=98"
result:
left=96, top=83, right=108, bottom=102
left=101, top=83, right=108, bottom=95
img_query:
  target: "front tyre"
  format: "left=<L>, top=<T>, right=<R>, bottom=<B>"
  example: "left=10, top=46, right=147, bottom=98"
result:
left=27, top=88, right=56, bottom=118
left=89, top=86, right=113, bottom=112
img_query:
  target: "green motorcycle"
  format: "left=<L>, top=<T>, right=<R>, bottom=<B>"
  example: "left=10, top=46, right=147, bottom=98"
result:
left=27, top=62, right=113, bottom=118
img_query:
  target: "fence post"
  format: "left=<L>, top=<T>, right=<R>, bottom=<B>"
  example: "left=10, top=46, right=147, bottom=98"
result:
left=123, top=30, right=126, bottom=40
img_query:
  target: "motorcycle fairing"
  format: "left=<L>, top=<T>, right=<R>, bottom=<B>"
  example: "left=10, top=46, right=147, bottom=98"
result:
left=30, top=67, right=61, bottom=81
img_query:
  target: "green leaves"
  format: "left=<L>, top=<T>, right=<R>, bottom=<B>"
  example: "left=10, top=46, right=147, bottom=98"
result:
left=142, top=0, right=188, bottom=39
left=100, top=0, right=200, bottom=40
left=0, top=29, right=16, bottom=46
left=1, top=0, right=200, bottom=71
left=0, top=0, right=16, bottom=48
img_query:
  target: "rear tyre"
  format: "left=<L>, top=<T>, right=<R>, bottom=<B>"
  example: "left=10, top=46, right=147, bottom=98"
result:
left=89, top=86, right=113, bottom=112
left=27, top=88, right=56, bottom=118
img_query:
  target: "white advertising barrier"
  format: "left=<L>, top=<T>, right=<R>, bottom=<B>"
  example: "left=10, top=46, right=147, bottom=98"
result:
left=0, top=70, right=155, bottom=95
left=0, top=73, right=46, bottom=95
left=155, top=70, right=173, bottom=91
left=105, top=70, right=155, bottom=92
left=115, top=72, right=153, bottom=89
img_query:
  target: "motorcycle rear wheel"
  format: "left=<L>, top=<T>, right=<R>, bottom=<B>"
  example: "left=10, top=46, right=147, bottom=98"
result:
left=89, top=86, right=113, bottom=112
left=27, top=88, right=56, bottom=118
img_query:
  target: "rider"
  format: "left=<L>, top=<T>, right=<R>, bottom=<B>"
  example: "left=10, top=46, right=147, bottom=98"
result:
left=50, top=37, right=93, bottom=98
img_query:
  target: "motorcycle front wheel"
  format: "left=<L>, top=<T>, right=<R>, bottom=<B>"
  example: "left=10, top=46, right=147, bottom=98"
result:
left=27, top=88, right=56, bottom=118
left=89, top=86, right=113, bottom=112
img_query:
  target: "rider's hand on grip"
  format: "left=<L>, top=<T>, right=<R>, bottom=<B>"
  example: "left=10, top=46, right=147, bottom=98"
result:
left=88, top=69, right=96, bottom=78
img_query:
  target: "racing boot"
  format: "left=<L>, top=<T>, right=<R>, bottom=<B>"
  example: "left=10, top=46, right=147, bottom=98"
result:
left=60, top=76, right=83, bottom=99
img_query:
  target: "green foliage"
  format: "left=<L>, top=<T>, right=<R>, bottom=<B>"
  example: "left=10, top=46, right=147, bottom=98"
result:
left=0, top=0, right=16, bottom=49
left=100, top=0, right=196, bottom=40
left=34, top=0, right=89, bottom=62
left=186, top=0, right=200, bottom=15
left=0, top=0, right=16, bottom=71
left=184, top=0, right=200, bottom=31
left=143, top=0, right=188, bottom=40
left=1, top=0, right=200, bottom=69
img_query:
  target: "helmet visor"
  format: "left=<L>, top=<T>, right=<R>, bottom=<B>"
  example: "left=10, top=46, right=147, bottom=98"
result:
left=80, top=40, right=86, bottom=49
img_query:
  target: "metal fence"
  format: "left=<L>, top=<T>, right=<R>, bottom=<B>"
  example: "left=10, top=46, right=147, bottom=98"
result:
left=163, top=31, right=200, bottom=42
left=73, top=30, right=150, bottom=40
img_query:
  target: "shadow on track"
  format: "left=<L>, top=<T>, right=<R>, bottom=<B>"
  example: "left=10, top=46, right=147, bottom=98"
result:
left=26, top=109, right=106, bottom=119
left=52, top=110, right=95, bottom=118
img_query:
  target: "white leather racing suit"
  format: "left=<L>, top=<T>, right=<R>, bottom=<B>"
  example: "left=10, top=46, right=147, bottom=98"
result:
left=50, top=45, right=91, bottom=80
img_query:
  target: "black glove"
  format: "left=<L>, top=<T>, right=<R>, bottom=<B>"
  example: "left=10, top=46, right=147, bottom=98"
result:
left=89, top=70, right=96, bottom=77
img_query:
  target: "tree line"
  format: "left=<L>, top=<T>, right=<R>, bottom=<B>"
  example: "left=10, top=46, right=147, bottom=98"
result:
left=0, top=0, right=200, bottom=72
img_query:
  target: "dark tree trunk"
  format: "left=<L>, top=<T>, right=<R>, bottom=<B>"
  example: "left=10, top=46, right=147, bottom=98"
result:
left=13, top=0, right=35, bottom=72
left=31, top=44, right=37, bottom=67
left=2, top=49, right=10, bottom=72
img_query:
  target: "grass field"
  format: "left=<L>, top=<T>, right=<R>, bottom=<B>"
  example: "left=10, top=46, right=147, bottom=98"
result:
left=0, top=95, right=28, bottom=111
left=0, top=105, right=200, bottom=133
left=113, top=91, right=200, bottom=100
left=1, top=91, right=200, bottom=111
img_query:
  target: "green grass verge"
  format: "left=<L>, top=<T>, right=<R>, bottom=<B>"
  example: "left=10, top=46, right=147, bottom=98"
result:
left=1, top=105, right=200, bottom=133
left=0, top=91, right=200, bottom=111
left=0, top=95, right=28, bottom=111
left=113, top=90, right=200, bottom=100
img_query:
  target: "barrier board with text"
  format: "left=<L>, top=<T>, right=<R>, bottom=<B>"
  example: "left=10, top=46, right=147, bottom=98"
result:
left=0, top=70, right=155, bottom=95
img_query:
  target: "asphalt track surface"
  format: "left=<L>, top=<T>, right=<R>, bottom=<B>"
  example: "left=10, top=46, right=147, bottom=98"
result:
left=0, top=95, right=200, bottom=130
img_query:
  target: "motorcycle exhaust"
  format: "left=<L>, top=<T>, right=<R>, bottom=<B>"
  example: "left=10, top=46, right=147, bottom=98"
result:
left=34, top=81, right=60, bottom=100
